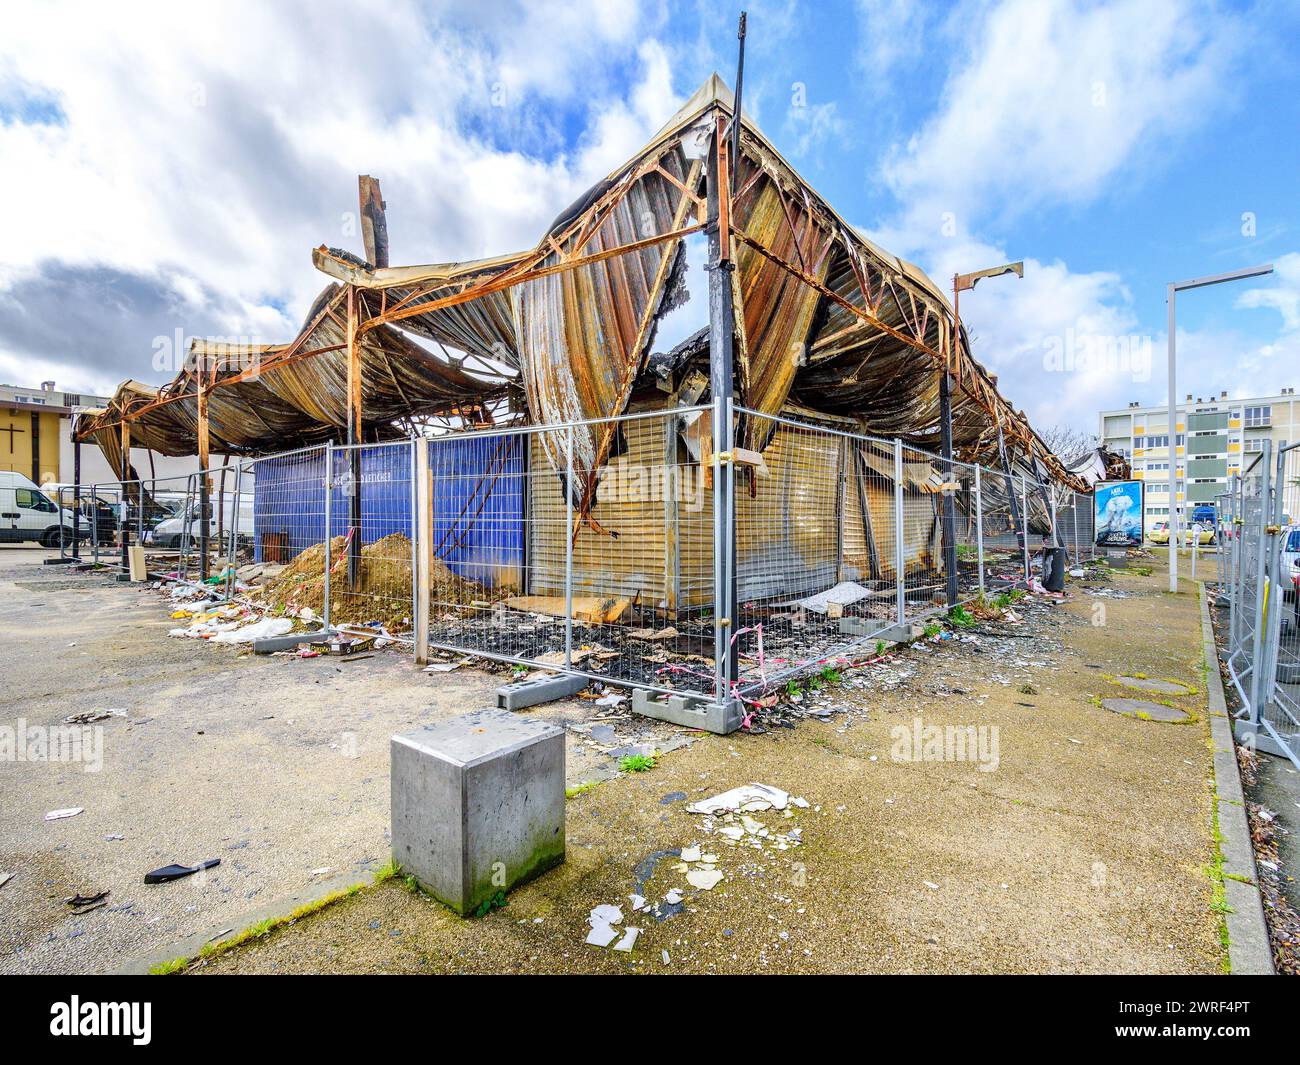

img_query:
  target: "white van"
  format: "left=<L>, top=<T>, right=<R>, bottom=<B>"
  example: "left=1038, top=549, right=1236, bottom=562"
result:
left=147, top=494, right=253, bottom=549
left=0, top=471, right=86, bottom=548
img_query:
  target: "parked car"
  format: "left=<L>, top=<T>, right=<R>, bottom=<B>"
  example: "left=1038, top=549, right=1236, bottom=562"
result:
left=41, top=482, right=118, bottom=542
left=1148, top=521, right=1170, bottom=544
left=1281, top=526, right=1300, bottom=603
left=0, top=471, right=90, bottom=548
left=145, top=494, right=253, bottom=549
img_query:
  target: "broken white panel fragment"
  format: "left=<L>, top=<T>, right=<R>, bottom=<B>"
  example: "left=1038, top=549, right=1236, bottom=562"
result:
left=211, top=616, right=294, bottom=645
left=612, top=927, right=640, bottom=952
left=586, top=922, right=620, bottom=947
left=680, top=845, right=702, bottom=863
left=686, top=868, right=724, bottom=890
left=686, top=783, right=791, bottom=816
left=791, top=581, right=872, bottom=615
left=44, top=808, right=84, bottom=822
left=586, top=903, right=624, bottom=947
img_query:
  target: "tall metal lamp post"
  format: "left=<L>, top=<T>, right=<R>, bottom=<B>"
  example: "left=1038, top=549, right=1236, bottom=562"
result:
left=1165, top=264, right=1273, bottom=593
left=948, top=262, right=1024, bottom=598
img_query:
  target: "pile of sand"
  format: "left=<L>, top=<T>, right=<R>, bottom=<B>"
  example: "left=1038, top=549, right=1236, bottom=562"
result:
left=260, top=533, right=478, bottom=630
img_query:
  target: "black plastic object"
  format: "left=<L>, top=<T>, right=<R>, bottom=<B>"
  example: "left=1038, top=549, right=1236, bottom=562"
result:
left=1042, top=547, right=1068, bottom=592
left=144, top=859, right=220, bottom=884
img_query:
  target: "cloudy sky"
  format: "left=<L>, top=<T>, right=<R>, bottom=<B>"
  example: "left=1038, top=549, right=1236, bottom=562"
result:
left=0, top=0, right=1296, bottom=435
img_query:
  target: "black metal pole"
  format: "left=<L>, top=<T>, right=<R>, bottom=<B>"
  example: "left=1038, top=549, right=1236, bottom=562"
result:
left=119, top=440, right=130, bottom=572
left=730, top=12, right=746, bottom=196
left=72, top=431, right=82, bottom=560
left=707, top=118, right=738, bottom=693
left=938, top=366, right=960, bottom=606
left=199, top=468, right=210, bottom=582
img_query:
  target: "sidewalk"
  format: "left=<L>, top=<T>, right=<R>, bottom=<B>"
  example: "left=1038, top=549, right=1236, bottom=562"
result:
left=189, top=559, right=1226, bottom=975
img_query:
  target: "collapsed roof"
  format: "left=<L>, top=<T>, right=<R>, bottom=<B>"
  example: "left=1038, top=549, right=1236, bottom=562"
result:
left=313, top=75, right=1085, bottom=493
left=75, top=283, right=507, bottom=460
left=77, top=74, right=1085, bottom=494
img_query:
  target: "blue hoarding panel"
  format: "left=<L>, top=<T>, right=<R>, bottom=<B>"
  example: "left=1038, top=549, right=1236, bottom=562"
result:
left=428, top=433, right=526, bottom=592
left=252, top=436, right=526, bottom=592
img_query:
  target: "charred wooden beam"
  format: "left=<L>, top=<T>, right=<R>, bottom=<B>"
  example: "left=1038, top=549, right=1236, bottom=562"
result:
left=358, top=175, right=389, bottom=269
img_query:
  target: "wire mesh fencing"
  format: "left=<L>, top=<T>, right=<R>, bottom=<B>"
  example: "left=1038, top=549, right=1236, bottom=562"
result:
left=420, top=408, right=719, bottom=698
left=1265, top=444, right=1300, bottom=765
left=63, top=404, right=1100, bottom=711
left=1224, top=443, right=1300, bottom=768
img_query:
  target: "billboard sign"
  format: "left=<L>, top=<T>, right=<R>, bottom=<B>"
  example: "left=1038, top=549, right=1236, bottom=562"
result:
left=1094, top=479, right=1144, bottom=548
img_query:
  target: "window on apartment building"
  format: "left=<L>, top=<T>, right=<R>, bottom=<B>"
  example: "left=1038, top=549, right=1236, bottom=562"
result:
left=1245, top=405, right=1271, bottom=428
left=1244, top=438, right=1264, bottom=453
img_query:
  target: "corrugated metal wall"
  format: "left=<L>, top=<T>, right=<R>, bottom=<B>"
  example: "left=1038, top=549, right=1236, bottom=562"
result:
left=733, top=427, right=842, bottom=602
left=528, top=415, right=678, bottom=608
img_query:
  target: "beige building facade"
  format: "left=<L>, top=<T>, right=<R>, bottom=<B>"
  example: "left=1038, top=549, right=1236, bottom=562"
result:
left=1098, top=388, right=1299, bottom=531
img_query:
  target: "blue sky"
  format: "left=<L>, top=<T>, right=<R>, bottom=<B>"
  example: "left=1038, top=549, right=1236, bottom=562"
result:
left=0, top=0, right=1296, bottom=435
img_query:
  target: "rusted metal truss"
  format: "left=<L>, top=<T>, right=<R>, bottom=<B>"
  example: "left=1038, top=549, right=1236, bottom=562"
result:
left=79, top=74, right=1085, bottom=495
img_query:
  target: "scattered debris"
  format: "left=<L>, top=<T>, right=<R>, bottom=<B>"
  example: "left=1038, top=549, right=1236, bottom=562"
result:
left=686, top=868, right=724, bottom=890
left=585, top=903, right=624, bottom=947
left=686, top=783, right=792, bottom=815
left=66, top=890, right=110, bottom=914
left=64, top=709, right=126, bottom=725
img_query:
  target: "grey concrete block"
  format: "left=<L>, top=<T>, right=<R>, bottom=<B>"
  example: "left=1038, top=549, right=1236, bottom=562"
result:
left=497, top=671, right=587, bottom=710
left=631, top=689, right=742, bottom=734
left=391, top=708, right=565, bottom=915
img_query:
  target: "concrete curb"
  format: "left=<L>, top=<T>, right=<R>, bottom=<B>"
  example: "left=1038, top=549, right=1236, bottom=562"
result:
left=116, top=868, right=376, bottom=975
left=1198, top=581, right=1274, bottom=975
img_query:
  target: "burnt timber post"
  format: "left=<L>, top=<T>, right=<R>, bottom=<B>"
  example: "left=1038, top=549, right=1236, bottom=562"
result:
left=707, top=108, right=739, bottom=702
left=359, top=175, right=389, bottom=269
left=119, top=420, right=130, bottom=571
left=197, top=353, right=211, bottom=582
left=346, top=283, right=363, bottom=590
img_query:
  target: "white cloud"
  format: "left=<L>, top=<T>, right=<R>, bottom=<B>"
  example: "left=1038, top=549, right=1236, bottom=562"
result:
left=0, top=0, right=681, bottom=392
left=853, top=0, right=935, bottom=82
left=881, top=0, right=1245, bottom=232
left=859, top=0, right=1259, bottom=436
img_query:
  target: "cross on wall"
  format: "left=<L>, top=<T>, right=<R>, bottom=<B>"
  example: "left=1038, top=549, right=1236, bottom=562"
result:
left=0, top=422, right=25, bottom=453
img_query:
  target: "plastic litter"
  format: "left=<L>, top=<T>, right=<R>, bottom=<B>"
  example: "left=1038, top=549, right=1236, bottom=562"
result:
left=45, top=807, right=84, bottom=821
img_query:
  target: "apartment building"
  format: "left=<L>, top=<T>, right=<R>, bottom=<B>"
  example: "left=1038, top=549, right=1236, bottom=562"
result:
left=1098, top=389, right=1298, bottom=531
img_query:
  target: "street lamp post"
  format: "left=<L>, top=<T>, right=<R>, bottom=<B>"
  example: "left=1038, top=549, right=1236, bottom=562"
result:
left=1165, top=264, right=1273, bottom=593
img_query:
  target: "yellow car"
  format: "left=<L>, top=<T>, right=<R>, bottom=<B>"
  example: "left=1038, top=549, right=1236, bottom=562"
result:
left=1147, top=521, right=1214, bottom=546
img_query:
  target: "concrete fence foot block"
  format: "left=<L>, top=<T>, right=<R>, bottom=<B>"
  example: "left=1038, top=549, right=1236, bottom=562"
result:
left=631, top=689, right=742, bottom=734
left=391, top=709, right=565, bottom=915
